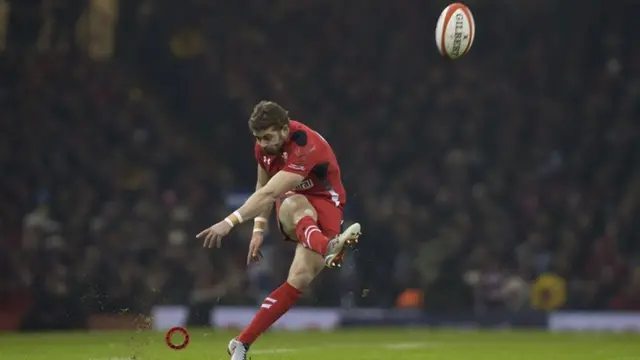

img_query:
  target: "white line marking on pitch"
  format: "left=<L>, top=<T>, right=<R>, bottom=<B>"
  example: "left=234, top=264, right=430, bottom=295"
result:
left=252, top=348, right=297, bottom=354
left=87, top=341, right=442, bottom=358
left=252, top=342, right=441, bottom=354
left=382, top=342, right=440, bottom=349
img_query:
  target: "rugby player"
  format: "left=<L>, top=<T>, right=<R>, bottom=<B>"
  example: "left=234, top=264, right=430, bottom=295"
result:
left=197, top=101, right=361, bottom=360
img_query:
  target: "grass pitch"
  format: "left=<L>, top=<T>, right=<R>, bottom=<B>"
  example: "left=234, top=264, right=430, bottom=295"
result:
left=1, top=328, right=638, bottom=360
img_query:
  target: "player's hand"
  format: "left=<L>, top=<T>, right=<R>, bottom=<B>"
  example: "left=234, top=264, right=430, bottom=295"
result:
left=196, top=221, right=233, bottom=248
left=247, top=232, right=264, bottom=265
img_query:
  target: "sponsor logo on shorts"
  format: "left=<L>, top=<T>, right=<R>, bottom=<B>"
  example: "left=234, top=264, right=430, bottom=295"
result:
left=295, top=179, right=314, bottom=190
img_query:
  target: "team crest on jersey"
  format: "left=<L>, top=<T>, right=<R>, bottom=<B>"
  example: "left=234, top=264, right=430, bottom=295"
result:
left=282, top=152, right=288, bottom=161
left=263, top=156, right=272, bottom=165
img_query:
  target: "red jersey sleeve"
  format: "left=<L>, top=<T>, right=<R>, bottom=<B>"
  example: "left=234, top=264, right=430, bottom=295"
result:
left=283, top=141, right=319, bottom=177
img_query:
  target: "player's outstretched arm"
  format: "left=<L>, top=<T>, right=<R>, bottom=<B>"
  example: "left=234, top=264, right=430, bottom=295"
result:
left=196, top=171, right=303, bottom=248
left=235, top=139, right=318, bottom=224
left=234, top=171, right=303, bottom=222
left=198, top=136, right=317, bottom=248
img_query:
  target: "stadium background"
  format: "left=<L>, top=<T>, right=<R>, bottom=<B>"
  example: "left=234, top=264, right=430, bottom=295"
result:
left=1, top=0, right=640, bottom=336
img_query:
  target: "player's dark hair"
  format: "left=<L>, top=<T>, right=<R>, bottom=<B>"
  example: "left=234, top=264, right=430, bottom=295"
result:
left=248, top=101, right=290, bottom=132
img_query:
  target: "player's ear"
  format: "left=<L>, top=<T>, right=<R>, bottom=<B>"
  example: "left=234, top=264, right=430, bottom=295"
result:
left=281, top=124, right=289, bottom=136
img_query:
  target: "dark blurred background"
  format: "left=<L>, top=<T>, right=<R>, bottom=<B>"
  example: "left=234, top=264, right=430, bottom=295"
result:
left=1, top=0, right=639, bottom=332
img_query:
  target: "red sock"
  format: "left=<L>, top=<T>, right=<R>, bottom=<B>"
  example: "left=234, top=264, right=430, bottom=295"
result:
left=237, top=282, right=302, bottom=345
left=295, top=216, right=330, bottom=255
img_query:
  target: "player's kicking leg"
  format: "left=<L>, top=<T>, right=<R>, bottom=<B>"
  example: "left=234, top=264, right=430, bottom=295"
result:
left=281, top=194, right=361, bottom=268
left=227, top=195, right=360, bottom=360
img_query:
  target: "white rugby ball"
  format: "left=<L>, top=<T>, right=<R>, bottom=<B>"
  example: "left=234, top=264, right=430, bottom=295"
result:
left=435, top=3, right=475, bottom=59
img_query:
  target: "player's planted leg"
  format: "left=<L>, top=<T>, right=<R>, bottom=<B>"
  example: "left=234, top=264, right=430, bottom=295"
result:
left=229, top=244, right=324, bottom=359
left=228, top=195, right=361, bottom=358
left=227, top=339, right=248, bottom=360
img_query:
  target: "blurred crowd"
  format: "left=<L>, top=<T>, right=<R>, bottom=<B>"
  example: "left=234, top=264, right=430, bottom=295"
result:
left=1, top=0, right=640, bottom=330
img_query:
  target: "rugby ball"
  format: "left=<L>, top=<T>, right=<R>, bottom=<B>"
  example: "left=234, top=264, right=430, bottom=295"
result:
left=435, top=3, right=475, bottom=59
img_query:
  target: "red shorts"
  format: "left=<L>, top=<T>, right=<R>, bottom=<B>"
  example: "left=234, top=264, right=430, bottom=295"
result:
left=275, top=193, right=343, bottom=242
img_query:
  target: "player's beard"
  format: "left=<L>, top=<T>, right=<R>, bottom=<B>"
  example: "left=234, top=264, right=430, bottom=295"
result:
left=263, top=145, right=281, bottom=155
left=263, top=135, right=285, bottom=155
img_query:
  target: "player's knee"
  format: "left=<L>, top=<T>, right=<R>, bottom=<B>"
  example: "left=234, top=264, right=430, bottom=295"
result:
left=278, top=195, right=316, bottom=229
left=287, top=263, right=319, bottom=291
left=287, top=246, right=324, bottom=290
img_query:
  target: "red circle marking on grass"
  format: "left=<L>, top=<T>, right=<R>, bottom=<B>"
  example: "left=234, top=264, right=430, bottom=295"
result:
left=165, top=326, right=190, bottom=350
